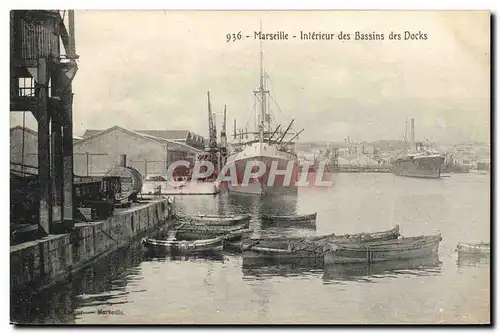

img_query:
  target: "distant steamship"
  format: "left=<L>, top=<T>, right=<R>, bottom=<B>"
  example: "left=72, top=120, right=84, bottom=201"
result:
left=392, top=118, right=445, bottom=179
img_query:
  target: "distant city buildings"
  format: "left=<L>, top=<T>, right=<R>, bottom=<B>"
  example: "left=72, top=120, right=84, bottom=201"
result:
left=295, top=139, right=490, bottom=170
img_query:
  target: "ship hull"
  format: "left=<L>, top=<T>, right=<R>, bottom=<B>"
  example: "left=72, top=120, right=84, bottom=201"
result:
left=392, top=155, right=445, bottom=179
left=225, top=142, right=299, bottom=195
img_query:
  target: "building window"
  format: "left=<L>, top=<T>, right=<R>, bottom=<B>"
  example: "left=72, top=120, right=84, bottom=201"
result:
left=18, top=77, right=35, bottom=97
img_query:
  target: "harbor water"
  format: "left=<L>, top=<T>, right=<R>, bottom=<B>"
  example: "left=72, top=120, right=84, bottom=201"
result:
left=11, top=173, right=490, bottom=324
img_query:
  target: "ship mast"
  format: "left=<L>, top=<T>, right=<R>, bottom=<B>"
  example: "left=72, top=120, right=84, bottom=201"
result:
left=257, top=20, right=269, bottom=143
left=207, top=91, right=218, bottom=162
left=220, top=105, right=228, bottom=163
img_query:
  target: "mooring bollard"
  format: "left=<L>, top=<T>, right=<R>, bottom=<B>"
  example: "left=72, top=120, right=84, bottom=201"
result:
left=154, top=185, right=161, bottom=196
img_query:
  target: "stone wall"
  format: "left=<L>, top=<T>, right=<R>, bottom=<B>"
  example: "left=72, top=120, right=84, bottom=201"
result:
left=10, top=199, right=169, bottom=292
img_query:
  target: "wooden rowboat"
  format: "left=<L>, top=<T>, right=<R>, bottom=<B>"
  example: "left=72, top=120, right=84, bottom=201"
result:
left=224, top=240, right=243, bottom=252
left=261, top=212, right=317, bottom=222
left=176, top=213, right=251, bottom=226
left=175, top=222, right=250, bottom=240
left=324, top=234, right=442, bottom=265
left=221, top=228, right=252, bottom=252
left=307, top=225, right=401, bottom=244
left=242, top=225, right=400, bottom=259
left=456, top=242, right=490, bottom=255
left=141, top=235, right=223, bottom=253
left=223, top=228, right=252, bottom=241
left=243, top=225, right=400, bottom=250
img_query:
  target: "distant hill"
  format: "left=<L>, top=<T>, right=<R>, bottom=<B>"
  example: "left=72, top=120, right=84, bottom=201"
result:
left=296, top=140, right=407, bottom=152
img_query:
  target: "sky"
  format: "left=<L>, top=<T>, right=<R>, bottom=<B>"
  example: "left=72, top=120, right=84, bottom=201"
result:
left=10, top=10, right=490, bottom=144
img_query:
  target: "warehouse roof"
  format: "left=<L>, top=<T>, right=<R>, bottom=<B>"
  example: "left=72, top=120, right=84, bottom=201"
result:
left=10, top=126, right=82, bottom=143
left=76, top=126, right=202, bottom=153
left=133, top=130, right=190, bottom=141
left=10, top=126, right=38, bottom=137
left=82, top=129, right=190, bottom=141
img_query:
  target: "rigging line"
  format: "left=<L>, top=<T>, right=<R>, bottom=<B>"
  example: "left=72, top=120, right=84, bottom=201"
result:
left=245, top=96, right=258, bottom=126
left=263, top=73, right=277, bottom=122
left=267, top=89, right=271, bottom=124
left=265, top=73, right=285, bottom=117
left=269, top=94, right=284, bottom=117
left=253, top=94, right=257, bottom=132
left=243, top=97, right=257, bottom=130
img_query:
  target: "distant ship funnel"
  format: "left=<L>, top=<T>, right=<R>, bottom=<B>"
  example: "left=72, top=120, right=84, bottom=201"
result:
left=410, top=118, right=415, bottom=149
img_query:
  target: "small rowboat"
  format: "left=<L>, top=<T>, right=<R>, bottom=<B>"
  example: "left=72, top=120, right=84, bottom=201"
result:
left=175, top=222, right=250, bottom=240
left=141, top=236, right=223, bottom=253
left=244, top=225, right=400, bottom=249
left=176, top=213, right=251, bottom=226
left=224, top=240, right=242, bottom=252
left=219, top=228, right=252, bottom=252
left=223, top=228, right=252, bottom=241
left=324, top=234, right=442, bottom=265
left=261, top=212, right=317, bottom=222
left=242, top=225, right=400, bottom=259
left=456, top=242, right=490, bottom=255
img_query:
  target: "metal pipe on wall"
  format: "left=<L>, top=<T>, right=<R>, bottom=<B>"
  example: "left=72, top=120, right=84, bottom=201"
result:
left=117, top=154, right=127, bottom=167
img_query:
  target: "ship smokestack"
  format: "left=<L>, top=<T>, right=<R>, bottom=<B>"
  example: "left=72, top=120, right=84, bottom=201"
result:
left=233, top=118, right=237, bottom=139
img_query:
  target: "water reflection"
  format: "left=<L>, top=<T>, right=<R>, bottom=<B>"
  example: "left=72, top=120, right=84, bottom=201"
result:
left=242, top=257, right=323, bottom=279
left=11, top=241, right=147, bottom=324
left=241, top=255, right=443, bottom=283
left=171, top=192, right=299, bottom=218
left=323, top=256, right=442, bottom=283
left=172, top=192, right=309, bottom=241
left=143, top=248, right=225, bottom=263
left=11, top=237, right=227, bottom=324
left=223, top=191, right=299, bottom=216
left=10, top=174, right=489, bottom=324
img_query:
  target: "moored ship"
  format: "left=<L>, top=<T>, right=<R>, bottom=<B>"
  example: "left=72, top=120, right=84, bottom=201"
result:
left=392, top=118, right=445, bottom=179
left=224, top=40, right=303, bottom=195
left=392, top=151, right=445, bottom=179
left=226, top=140, right=300, bottom=195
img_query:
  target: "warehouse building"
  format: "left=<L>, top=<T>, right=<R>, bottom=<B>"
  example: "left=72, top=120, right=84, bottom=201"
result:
left=10, top=126, right=81, bottom=171
left=74, top=126, right=202, bottom=177
left=11, top=125, right=203, bottom=178
left=10, top=126, right=39, bottom=168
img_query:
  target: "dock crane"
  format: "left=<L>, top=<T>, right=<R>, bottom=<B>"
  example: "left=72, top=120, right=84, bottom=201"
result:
left=203, top=90, right=231, bottom=178
left=206, top=91, right=219, bottom=172
left=219, top=105, right=228, bottom=165
left=193, top=91, right=227, bottom=181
